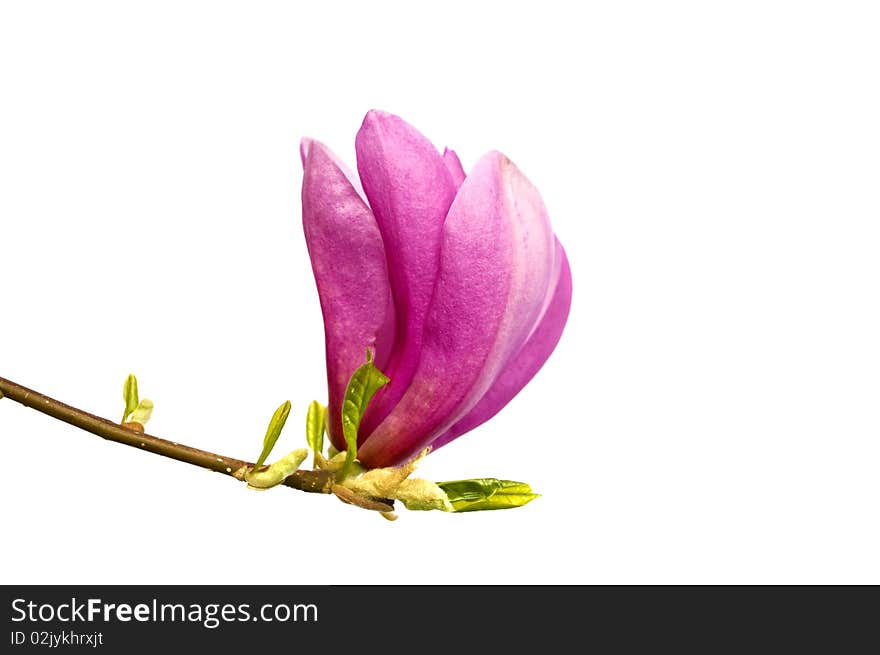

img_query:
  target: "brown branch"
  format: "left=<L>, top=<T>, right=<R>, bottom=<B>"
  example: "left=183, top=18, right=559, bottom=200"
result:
left=331, top=484, right=395, bottom=512
left=0, top=375, right=334, bottom=494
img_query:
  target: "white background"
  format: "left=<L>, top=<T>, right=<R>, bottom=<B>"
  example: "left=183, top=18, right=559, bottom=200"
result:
left=1, top=1, right=878, bottom=584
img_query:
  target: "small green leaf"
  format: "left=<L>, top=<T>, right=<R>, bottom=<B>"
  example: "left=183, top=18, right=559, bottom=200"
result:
left=122, top=374, right=139, bottom=421
left=340, top=350, right=389, bottom=478
left=129, top=398, right=154, bottom=425
left=306, top=400, right=327, bottom=458
left=254, top=400, right=291, bottom=471
left=437, top=478, right=539, bottom=512
left=246, top=448, right=308, bottom=489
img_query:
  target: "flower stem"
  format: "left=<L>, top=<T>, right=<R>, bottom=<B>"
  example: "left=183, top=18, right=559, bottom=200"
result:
left=0, top=375, right=334, bottom=494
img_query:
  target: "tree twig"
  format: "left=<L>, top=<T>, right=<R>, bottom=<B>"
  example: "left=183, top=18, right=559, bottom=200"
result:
left=0, top=375, right=335, bottom=494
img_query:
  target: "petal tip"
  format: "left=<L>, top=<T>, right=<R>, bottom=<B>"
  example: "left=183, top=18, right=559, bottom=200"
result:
left=493, top=149, right=514, bottom=170
left=359, top=109, right=415, bottom=139
left=299, top=137, right=315, bottom=167
left=442, top=147, right=467, bottom=188
left=361, top=108, right=394, bottom=130
left=363, top=108, right=394, bottom=121
left=465, top=150, right=508, bottom=183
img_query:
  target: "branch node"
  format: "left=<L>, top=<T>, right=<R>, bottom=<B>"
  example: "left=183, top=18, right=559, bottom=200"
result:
left=331, top=484, right=395, bottom=513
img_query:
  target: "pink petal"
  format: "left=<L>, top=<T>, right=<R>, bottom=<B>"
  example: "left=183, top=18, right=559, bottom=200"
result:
left=354, top=110, right=458, bottom=440
left=358, top=151, right=556, bottom=467
left=442, top=147, right=467, bottom=189
left=301, top=139, right=396, bottom=451
left=430, top=239, right=572, bottom=450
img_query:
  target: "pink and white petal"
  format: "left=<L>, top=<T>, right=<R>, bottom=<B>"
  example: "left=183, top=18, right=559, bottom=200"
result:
left=301, top=139, right=396, bottom=451
left=430, top=239, right=572, bottom=450
left=442, top=147, right=467, bottom=189
left=355, top=110, right=458, bottom=440
left=358, top=151, right=556, bottom=468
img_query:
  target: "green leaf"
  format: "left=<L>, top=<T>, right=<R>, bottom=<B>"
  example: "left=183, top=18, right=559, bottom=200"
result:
left=437, top=478, right=539, bottom=512
left=246, top=448, right=308, bottom=489
left=306, top=400, right=327, bottom=457
left=129, top=398, right=154, bottom=425
left=340, top=350, right=389, bottom=477
left=122, top=374, right=139, bottom=421
left=254, top=400, right=291, bottom=471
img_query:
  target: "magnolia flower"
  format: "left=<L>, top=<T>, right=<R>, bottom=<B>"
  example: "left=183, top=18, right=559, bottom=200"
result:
left=300, top=110, right=572, bottom=469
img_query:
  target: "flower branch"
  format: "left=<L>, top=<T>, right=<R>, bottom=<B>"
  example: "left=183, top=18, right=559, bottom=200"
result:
left=1, top=110, right=568, bottom=520
left=0, top=375, right=334, bottom=495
